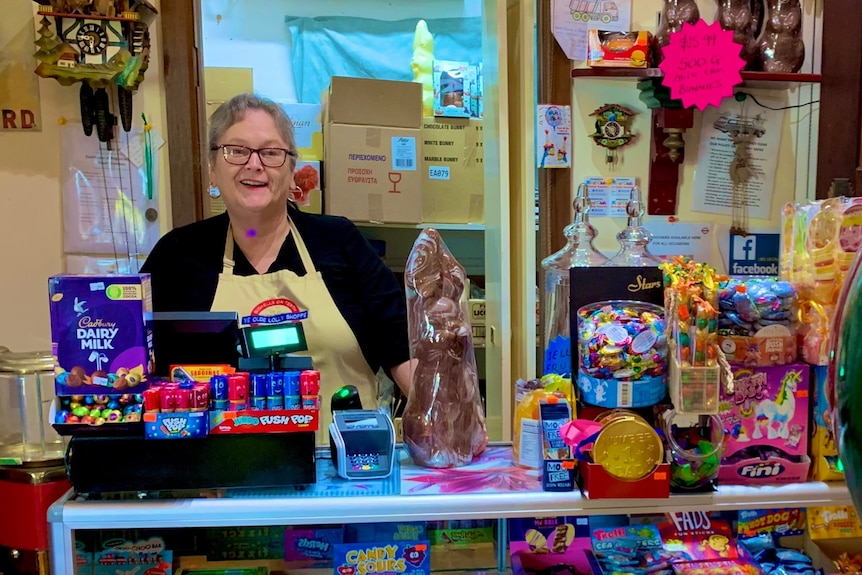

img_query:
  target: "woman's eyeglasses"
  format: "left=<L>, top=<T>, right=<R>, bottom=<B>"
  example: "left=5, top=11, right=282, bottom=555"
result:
left=211, top=144, right=297, bottom=168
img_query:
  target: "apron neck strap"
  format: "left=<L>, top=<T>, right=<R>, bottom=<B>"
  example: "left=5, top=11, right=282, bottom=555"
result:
left=222, top=213, right=317, bottom=275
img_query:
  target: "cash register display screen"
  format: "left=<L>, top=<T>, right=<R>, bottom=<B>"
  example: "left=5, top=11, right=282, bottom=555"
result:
left=250, top=325, right=300, bottom=350
left=344, top=417, right=378, bottom=429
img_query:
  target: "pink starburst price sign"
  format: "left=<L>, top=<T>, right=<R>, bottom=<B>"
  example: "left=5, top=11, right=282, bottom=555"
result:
left=658, top=19, right=746, bottom=111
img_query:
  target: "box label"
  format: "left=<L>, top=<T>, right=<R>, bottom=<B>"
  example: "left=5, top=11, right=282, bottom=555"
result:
left=391, top=137, right=417, bottom=171
left=333, top=541, right=430, bottom=575
left=428, top=166, right=450, bottom=180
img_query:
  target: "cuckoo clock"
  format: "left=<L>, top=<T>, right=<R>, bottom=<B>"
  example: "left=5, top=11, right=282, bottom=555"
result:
left=32, top=0, right=158, bottom=146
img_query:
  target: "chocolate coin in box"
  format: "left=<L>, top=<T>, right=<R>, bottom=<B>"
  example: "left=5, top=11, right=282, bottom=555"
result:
left=49, top=274, right=154, bottom=396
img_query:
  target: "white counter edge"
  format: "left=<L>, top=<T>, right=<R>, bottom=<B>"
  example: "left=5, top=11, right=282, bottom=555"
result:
left=51, top=482, right=853, bottom=530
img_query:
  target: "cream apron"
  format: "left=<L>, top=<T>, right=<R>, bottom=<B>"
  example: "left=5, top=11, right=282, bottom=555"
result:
left=211, top=217, right=379, bottom=443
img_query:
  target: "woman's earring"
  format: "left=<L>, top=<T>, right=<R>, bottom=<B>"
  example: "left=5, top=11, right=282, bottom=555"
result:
left=208, top=185, right=221, bottom=199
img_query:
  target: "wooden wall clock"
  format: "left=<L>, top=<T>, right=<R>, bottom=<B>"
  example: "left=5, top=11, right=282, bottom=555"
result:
left=32, top=0, right=158, bottom=146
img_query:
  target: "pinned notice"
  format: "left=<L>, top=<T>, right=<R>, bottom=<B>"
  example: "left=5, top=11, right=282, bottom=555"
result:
left=658, top=20, right=746, bottom=111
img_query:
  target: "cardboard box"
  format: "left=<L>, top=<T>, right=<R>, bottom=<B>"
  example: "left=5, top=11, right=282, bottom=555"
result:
left=718, top=363, right=811, bottom=484
left=421, top=117, right=484, bottom=223
left=324, top=77, right=423, bottom=223
left=280, top=103, right=323, bottom=161
left=469, top=299, right=485, bottom=346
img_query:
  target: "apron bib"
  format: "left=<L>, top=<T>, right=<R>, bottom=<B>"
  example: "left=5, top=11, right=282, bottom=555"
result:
left=211, top=217, right=378, bottom=443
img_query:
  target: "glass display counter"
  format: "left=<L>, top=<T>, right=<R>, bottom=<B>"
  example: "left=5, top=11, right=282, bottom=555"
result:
left=48, top=445, right=855, bottom=575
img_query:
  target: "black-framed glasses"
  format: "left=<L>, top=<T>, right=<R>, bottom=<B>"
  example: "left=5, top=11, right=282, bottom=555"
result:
left=211, top=144, right=296, bottom=168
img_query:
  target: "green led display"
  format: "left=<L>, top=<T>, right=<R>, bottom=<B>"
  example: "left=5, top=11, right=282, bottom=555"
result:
left=250, top=325, right=301, bottom=350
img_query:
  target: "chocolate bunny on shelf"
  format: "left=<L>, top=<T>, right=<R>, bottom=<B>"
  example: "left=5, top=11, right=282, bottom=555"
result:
left=654, top=0, right=700, bottom=62
left=757, top=0, right=805, bottom=72
left=717, top=0, right=765, bottom=68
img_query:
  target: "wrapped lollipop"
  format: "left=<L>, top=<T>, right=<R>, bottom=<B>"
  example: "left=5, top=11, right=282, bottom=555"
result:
left=660, top=257, right=732, bottom=414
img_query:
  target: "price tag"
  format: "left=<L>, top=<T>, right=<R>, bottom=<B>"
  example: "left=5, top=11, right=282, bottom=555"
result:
left=428, top=166, right=450, bottom=180
left=658, top=19, right=746, bottom=111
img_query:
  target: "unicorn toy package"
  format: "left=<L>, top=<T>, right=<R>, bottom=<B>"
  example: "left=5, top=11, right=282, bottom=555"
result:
left=718, top=363, right=810, bottom=485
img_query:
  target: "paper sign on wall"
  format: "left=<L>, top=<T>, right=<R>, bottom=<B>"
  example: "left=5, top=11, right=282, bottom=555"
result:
left=585, top=177, right=635, bottom=217
left=551, top=0, right=632, bottom=61
left=538, top=105, right=572, bottom=168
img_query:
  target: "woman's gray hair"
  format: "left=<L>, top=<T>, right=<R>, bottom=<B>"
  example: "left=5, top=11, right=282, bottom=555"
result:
left=208, top=93, right=298, bottom=168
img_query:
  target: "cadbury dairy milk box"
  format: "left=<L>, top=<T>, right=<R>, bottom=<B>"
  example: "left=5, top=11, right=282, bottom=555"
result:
left=49, top=275, right=154, bottom=395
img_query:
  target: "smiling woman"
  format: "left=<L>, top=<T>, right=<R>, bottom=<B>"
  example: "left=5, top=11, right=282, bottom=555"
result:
left=141, top=94, right=416, bottom=443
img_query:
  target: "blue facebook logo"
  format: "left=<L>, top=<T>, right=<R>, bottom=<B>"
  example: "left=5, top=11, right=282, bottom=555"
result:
left=732, top=236, right=757, bottom=261
left=728, top=233, right=779, bottom=276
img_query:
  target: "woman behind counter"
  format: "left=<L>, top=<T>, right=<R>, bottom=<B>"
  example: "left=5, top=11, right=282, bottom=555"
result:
left=142, top=94, right=413, bottom=438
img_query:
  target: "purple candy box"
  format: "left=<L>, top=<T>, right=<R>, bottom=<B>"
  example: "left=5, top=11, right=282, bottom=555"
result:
left=49, top=274, right=154, bottom=396
left=718, top=363, right=811, bottom=485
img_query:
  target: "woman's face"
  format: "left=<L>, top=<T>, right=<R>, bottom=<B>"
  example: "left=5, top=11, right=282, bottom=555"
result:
left=210, top=109, right=295, bottom=216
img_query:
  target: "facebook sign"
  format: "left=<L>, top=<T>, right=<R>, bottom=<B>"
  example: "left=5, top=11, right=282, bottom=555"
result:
left=728, top=233, right=780, bottom=276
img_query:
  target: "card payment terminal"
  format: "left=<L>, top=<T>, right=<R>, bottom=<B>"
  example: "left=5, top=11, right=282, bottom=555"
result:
left=329, top=410, right=395, bottom=480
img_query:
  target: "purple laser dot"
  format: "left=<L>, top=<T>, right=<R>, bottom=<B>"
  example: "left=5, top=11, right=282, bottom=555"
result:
left=246, top=229, right=256, bottom=238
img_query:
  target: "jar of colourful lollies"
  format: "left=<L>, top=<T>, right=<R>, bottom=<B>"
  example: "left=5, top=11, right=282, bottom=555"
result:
left=662, top=411, right=724, bottom=490
left=577, top=301, right=668, bottom=408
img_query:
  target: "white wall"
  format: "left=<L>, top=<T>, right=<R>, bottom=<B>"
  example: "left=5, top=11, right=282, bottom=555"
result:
left=0, top=1, right=171, bottom=352
left=201, top=0, right=482, bottom=102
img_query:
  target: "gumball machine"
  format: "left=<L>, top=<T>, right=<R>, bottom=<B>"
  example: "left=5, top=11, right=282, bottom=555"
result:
left=0, top=349, right=71, bottom=575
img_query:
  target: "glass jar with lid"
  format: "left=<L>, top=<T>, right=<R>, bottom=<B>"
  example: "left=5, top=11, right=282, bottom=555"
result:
left=0, top=350, right=65, bottom=465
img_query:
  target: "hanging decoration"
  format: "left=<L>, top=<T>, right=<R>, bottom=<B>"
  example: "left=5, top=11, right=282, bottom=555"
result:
left=32, top=0, right=158, bottom=147
left=729, top=128, right=756, bottom=235
left=589, top=104, right=637, bottom=170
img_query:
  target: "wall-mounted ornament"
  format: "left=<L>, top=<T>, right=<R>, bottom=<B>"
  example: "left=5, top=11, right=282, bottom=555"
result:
left=589, top=104, right=637, bottom=170
left=32, top=0, right=158, bottom=147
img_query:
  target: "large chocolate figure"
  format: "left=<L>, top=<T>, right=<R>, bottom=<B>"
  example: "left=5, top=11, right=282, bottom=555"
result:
left=402, top=229, right=488, bottom=468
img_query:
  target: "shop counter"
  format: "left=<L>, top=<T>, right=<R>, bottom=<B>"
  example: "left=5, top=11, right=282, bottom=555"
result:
left=47, top=445, right=853, bottom=575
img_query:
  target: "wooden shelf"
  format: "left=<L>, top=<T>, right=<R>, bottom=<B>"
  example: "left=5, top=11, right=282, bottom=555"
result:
left=355, top=221, right=485, bottom=232
left=572, top=67, right=662, bottom=79
left=572, top=67, right=822, bottom=89
left=37, top=10, right=143, bottom=23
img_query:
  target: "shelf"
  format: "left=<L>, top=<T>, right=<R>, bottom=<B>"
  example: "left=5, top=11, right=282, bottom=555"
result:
left=50, top=481, right=852, bottom=530
left=356, top=222, right=485, bottom=232
left=572, top=67, right=822, bottom=89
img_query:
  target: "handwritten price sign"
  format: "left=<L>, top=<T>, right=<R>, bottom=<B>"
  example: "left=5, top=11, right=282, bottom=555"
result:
left=658, top=19, right=746, bottom=111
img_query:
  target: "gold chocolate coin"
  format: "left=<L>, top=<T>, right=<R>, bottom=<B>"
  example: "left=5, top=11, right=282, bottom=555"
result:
left=594, top=409, right=649, bottom=427
left=592, top=417, right=663, bottom=481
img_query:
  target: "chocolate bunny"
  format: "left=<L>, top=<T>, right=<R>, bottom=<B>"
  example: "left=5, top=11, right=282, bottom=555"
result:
left=654, top=0, right=700, bottom=62
left=757, top=0, right=805, bottom=73
left=717, top=0, right=764, bottom=68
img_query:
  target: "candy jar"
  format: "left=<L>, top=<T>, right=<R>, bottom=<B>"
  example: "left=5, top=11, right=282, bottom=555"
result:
left=654, top=0, right=700, bottom=62
left=757, top=0, right=804, bottom=73
left=576, top=301, right=668, bottom=408
left=717, top=0, right=762, bottom=68
left=541, top=184, right=608, bottom=377
left=661, top=411, right=724, bottom=490
left=605, top=186, right=662, bottom=267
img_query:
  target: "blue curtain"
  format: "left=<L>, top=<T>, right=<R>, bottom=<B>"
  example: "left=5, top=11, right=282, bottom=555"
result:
left=286, top=15, right=482, bottom=104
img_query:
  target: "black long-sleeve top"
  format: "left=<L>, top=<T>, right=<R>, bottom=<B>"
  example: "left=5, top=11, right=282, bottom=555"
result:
left=140, top=205, right=410, bottom=374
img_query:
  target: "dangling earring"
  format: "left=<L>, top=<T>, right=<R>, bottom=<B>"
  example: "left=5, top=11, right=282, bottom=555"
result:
left=208, top=184, right=221, bottom=199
